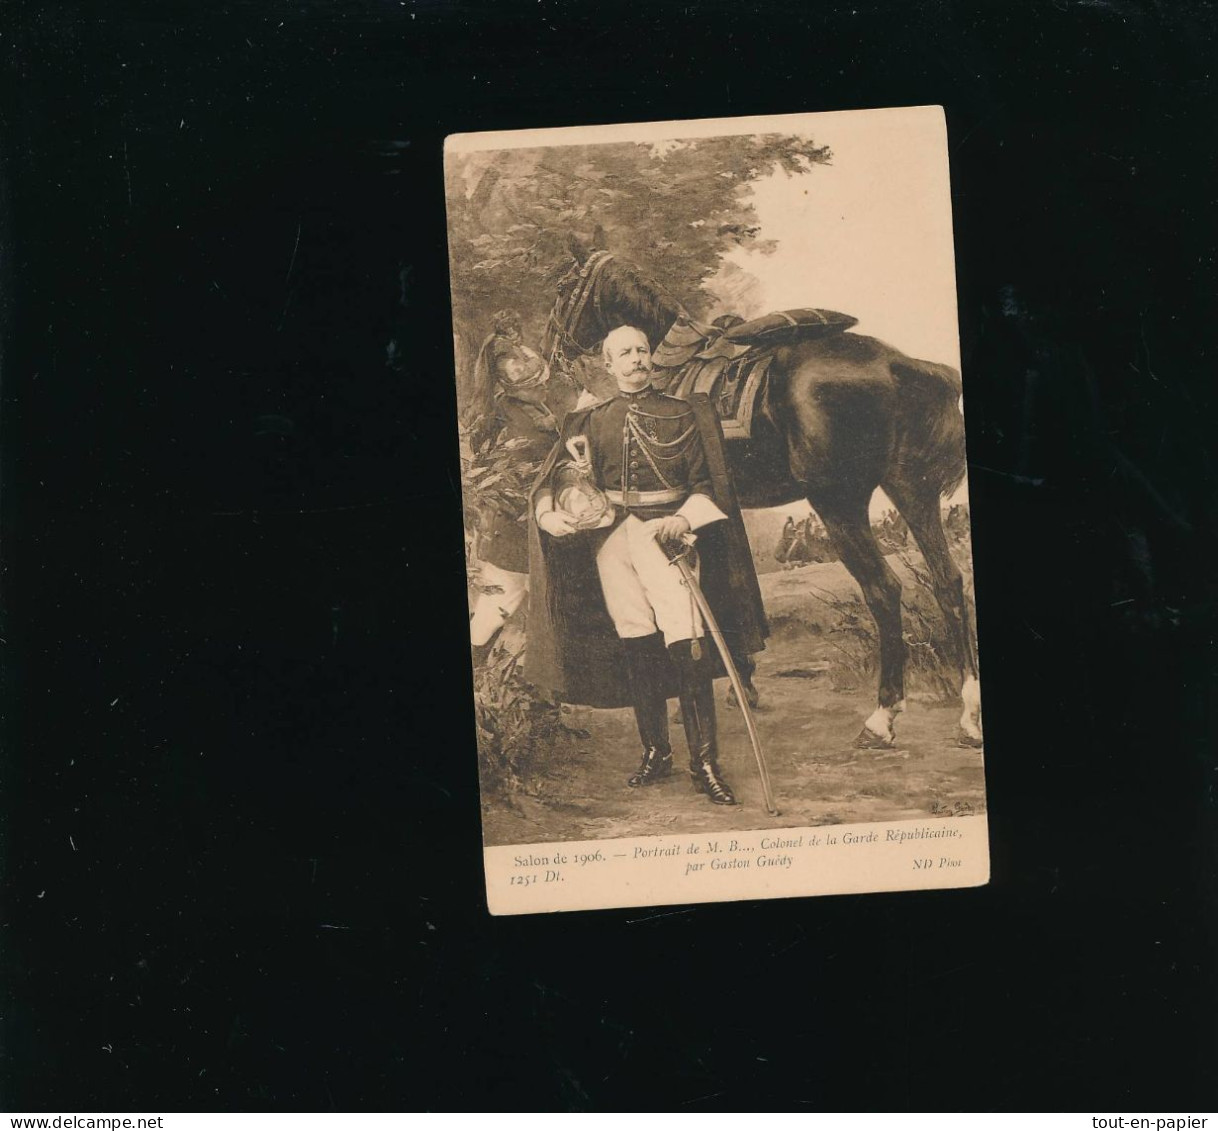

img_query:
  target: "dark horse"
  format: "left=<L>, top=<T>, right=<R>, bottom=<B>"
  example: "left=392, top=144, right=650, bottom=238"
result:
left=542, top=249, right=982, bottom=748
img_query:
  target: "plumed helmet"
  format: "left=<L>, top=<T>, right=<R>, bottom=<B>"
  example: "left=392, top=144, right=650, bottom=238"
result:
left=553, top=463, right=614, bottom=530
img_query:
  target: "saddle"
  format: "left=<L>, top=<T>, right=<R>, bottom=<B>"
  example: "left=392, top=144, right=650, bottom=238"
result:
left=652, top=307, right=857, bottom=440
left=724, top=307, right=857, bottom=347
left=657, top=351, right=774, bottom=441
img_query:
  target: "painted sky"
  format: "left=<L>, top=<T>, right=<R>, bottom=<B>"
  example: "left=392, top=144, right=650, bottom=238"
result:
left=712, top=111, right=967, bottom=517
left=721, top=113, right=962, bottom=373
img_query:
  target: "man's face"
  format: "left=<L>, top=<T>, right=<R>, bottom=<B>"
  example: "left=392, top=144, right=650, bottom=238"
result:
left=603, top=327, right=653, bottom=391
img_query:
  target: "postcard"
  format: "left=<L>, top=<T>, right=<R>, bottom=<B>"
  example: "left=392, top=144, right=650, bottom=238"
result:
left=445, top=106, right=988, bottom=914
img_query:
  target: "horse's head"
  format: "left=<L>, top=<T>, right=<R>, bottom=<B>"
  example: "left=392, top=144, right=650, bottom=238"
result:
left=566, top=229, right=597, bottom=266
left=542, top=246, right=683, bottom=383
left=540, top=256, right=582, bottom=366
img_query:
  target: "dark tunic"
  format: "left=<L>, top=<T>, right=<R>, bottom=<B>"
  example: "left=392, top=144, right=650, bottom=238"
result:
left=552, top=386, right=714, bottom=521
left=524, top=389, right=768, bottom=709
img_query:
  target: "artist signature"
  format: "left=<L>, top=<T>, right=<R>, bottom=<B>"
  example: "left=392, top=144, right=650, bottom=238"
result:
left=929, top=799, right=975, bottom=818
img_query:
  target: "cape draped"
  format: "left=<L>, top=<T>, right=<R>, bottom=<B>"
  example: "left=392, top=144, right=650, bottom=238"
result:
left=523, top=392, right=768, bottom=708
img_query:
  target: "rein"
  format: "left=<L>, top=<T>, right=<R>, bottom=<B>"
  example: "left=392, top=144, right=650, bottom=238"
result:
left=546, top=250, right=615, bottom=374
left=545, top=251, right=714, bottom=394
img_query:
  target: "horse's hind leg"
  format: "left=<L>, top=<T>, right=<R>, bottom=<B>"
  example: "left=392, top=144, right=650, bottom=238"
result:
left=725, top=650, right=760, bottom=711
left=884, top=479, right=983, bottom=747
left=811, top=493, right=907, bottom=748
left=677, top=651, right=756, bottom=719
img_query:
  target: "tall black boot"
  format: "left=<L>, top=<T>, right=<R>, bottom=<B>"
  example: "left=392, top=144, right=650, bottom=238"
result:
left=623, top=635, right=673, bottom=788
left=669, top=639, right=738, bottom=805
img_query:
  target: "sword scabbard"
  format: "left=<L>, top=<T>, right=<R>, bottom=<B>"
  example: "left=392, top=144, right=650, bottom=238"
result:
left=669, top=548, right=780, bottom=816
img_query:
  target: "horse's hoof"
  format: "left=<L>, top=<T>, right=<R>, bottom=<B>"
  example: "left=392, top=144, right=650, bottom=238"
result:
left=854, top=726, right=895, bottom=750
left=956, top=729, right=984, bottom=749
left=726, top=685, right=760, bottom=711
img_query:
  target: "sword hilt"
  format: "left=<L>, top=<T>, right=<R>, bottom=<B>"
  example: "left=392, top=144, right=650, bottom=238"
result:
left=663, top=531, right=698, bottom=566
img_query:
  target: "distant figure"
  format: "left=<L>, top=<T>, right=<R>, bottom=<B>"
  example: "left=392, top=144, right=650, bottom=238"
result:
left=875, top=507, right=910, bottom=554
left=944, top=503, right=971, bottom=546
left=804, top=515, right=823, bottom=562
left=781, top=515, right=812, bottom=566
left=774, top=515, right=798, bottom=568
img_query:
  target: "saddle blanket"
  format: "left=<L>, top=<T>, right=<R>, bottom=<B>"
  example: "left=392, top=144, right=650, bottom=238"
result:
left=654, top=351, right=774, bottom=442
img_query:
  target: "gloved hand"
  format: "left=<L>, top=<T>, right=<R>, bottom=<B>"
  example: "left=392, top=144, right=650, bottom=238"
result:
left=538, top=510, right=579, bottom=538
left=645, top=514, right=691, bottom=543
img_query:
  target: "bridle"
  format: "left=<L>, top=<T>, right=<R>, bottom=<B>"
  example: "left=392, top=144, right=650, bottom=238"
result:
left=546, top=250, right=616, bottom=377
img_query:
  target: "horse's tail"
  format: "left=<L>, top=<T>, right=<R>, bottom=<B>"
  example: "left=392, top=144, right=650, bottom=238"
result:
left=890, top=357, right=967, bottom=497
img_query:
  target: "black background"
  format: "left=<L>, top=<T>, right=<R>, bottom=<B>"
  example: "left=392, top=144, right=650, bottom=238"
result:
left=2, top=0, right=1215, bottom=1112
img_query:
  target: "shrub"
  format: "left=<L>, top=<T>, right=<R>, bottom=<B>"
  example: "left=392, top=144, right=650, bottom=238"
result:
left=459, top=423, right=586, bottom=799
left=472, top=640, right=585, bottom=799
left=459, top=419, right=543, bottom=549
left=813, top=507, right=977, bottom=703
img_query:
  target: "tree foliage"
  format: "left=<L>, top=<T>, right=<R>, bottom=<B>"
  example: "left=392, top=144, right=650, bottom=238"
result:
left=445, top=134, right=832, bottom=392
left=472, top=644, right=585, bottom=800
left=459, top=429, right=543, bottom=544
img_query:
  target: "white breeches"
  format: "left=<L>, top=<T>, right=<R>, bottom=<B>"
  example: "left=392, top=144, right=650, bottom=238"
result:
left=594, top=516, right=704, bottom=646
left=469, top=562, right=528, bottom=645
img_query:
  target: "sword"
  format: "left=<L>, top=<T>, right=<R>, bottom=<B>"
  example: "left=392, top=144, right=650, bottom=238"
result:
left=665, top=534, right=780, bottom=816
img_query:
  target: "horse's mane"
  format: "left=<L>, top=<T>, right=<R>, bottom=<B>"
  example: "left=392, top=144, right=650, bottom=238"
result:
left=595, top=257, right=683, bottom=347
left=544, top=253, right=685, bottom=358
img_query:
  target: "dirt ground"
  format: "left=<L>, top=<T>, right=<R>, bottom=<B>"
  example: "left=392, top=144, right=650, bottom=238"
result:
left=482, top=558, right=987, bottom=847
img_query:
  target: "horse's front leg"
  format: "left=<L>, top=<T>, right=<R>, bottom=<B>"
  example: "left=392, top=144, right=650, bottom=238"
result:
left=883, top=479, right=983, bottom=748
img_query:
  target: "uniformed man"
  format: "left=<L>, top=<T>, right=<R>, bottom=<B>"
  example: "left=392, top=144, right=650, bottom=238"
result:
left=466, top=311, right=557, bottom=664
left=775, top=515, right=798, bottom=568
left=526, top=325, right=768, bottom=806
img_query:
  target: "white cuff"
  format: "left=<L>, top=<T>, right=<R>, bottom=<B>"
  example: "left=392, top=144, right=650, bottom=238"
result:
left=534, top=490, right=555, bottom=524
left=677, top=493, right=728, bottom=531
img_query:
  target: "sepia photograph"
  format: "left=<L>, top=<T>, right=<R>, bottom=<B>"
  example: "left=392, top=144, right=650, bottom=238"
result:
left=446, top=108, right=989, bottom=912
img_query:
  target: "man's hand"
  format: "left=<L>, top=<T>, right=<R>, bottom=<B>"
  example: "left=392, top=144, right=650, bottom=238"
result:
left=538, top=510, right=579, bottom=538
left=647, top=514, right=692, bottom=544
